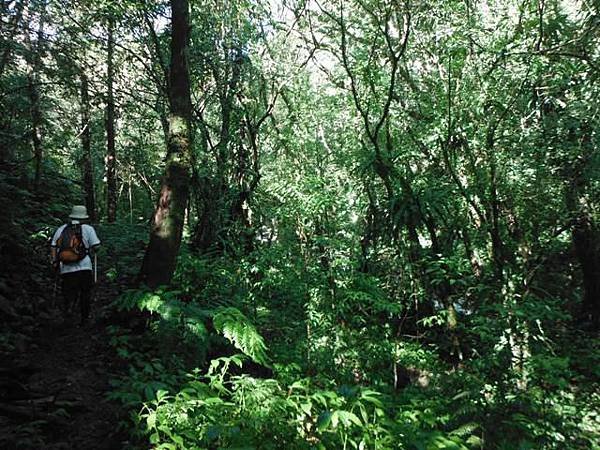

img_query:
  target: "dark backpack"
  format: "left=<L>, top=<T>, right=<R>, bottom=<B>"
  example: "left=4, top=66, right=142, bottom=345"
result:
left=57, top=224, right=87, bottom=263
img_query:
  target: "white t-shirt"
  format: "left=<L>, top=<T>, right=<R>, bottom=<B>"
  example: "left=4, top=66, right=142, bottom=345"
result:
left=51, top=221, right=101, bottom=274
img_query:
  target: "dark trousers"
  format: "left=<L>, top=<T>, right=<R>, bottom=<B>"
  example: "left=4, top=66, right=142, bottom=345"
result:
left=62, top=270, right=93, bottom=323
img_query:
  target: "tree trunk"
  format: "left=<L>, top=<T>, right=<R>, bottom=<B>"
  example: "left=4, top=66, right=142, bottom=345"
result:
left=80, top=72, right=96, bottom=222
left=23, top=0, right=46, bottom=191
left=139, top=0, right=192, bottom=288
left=191, top=48, right=244, bottom=252
left=359, top=182, right=377, bottom=273
left=572, top=222, right=600, bottom=329
left=0, top=0, right=27, bottom=78
left=106, top=18, right=117, bottom=222
left=566, top=178, right=600, bottom=330
left=27, top=73, right=43, bottom=191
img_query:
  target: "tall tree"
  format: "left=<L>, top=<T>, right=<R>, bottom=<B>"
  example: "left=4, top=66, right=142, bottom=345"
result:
left=0, top=0, right=27, bottom=78
left=139, top=0, right=192, bottom=288
left=23, top=0, right=46, bottom=191
left=106, top=17, right=117, bottom=222
left=80, top=71, right=96, bottom=222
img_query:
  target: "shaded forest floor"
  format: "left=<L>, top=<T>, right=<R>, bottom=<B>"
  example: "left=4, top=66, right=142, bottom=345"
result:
left=0, top=176, right=147, bottom=449
left=0, top=242, right=133, bottom=450
left=13, top=290, right=124, bottom=450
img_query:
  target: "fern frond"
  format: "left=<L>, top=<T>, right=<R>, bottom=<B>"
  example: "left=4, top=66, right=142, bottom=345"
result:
left=213, top=307, right=270, bottom=366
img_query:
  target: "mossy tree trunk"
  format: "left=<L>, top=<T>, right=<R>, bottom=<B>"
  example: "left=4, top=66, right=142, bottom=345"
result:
left=139, top=0, right=192, bottom=288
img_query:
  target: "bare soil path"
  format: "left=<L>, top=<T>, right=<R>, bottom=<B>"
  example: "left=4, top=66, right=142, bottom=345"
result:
left=1, top=263, right=131, bottom=449
left=25, top=296, right=124, bottom=450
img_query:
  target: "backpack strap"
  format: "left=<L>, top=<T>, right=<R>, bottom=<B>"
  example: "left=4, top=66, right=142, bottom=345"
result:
left=75, top=223, right=89, bottom=254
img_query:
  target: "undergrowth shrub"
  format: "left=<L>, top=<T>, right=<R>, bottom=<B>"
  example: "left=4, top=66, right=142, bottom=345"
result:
left=107, top=250, right=599, bottom=449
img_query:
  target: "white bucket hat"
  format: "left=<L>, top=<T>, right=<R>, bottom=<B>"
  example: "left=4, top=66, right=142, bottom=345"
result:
left=69, top=205, right=89, bottom=220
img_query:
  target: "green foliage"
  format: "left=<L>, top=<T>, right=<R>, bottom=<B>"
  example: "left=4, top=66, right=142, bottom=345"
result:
left=213, top=307, right=270, bottom=366
left=96, top=223, right=148, bottom=279
left=108, top=243, right=600, bottom=449
left=5, top=0, right=598, bottom=447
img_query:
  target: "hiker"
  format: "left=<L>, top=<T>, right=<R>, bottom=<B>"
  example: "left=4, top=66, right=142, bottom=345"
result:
left=50, top=205, right=100, bottom=325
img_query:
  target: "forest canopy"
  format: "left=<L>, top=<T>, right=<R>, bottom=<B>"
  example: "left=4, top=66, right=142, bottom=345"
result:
left=1, top=0, right=599, bottom=448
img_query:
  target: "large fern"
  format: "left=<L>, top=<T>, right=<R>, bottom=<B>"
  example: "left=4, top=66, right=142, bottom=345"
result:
left=213, top=307, right=270, bottom=366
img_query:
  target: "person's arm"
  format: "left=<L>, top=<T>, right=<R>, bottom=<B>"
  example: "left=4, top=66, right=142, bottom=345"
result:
left=85, top=225, right=101, bottom=254
left=50, top=226, right=62, bottom=268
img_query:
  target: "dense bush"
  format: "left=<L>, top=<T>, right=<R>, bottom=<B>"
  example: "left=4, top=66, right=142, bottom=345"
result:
left=107, top=249, right=600, bottom=449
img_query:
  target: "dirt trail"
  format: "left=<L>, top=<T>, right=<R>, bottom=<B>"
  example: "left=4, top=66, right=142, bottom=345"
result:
left=0, top=218, right=149, bottom=449
left=28, top=303, right=123, bottom=449
left=3, top=273, right=129, bottom=450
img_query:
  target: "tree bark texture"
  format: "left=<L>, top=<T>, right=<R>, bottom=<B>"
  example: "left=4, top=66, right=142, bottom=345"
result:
left=80, top=72, right=96, bottom=222
left=106, top=19, right=117, bottom=222
left=139, top=0, right=192, bottom=288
